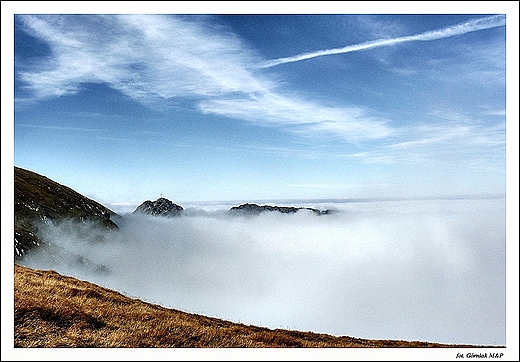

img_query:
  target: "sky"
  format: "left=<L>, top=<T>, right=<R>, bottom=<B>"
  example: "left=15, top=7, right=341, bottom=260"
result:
left=3, top=3, right=516, bottom=212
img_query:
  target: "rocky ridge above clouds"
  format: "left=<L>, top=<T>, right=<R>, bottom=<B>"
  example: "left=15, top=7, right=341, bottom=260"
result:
left=132, top=197, right=184, bottom=217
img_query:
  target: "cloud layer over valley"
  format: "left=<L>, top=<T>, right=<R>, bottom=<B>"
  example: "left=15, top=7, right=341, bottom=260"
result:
left=19, top=198, right=506, bottom=346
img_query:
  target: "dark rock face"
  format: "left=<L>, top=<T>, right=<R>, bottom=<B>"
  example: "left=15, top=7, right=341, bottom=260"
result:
left=229, top=203, right=330, bottom=215
left=133, top=197, right=184, bottom=217
left=14, top=166, right=119, bottom=260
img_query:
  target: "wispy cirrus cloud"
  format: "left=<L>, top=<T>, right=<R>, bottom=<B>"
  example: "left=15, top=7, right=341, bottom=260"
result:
left=18, top=14, right=270, bottom=100
left=348, top=113, right=505, bottom=169
left=17, top=14, right=395, bottom=142
left=17, top=123, right=104, bottom=133
left=257, top=15, right=505, bottom=68
left=199, top=93, right=395, bottom=143
left=15, top=14, right=505, bottom=157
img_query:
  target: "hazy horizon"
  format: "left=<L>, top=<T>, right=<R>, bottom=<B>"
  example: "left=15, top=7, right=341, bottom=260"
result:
left=107, top=193, right=507, bottom=215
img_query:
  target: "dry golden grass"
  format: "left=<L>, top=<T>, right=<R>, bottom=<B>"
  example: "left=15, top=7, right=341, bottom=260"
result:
left=14, top=264, right=500, bottom=348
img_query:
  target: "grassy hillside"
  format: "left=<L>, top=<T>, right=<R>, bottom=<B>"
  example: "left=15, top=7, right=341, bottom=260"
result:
left=14, top=264, right=498, bottom=348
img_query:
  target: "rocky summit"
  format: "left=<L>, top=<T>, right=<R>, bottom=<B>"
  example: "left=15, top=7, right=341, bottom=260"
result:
left=133, top=197, right=184, bottom=217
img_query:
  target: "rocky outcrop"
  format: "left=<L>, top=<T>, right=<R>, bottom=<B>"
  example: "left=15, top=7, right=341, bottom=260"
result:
left=229, top=203, right=331, bottom=215
left=133, top=197, right=184, bottom=217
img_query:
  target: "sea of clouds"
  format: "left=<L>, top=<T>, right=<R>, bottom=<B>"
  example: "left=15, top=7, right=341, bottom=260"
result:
left=19, top=197, right=506, bottom=346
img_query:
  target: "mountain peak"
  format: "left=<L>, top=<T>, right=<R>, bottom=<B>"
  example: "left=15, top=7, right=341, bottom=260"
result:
left=133, top=197, right=183, bottom=217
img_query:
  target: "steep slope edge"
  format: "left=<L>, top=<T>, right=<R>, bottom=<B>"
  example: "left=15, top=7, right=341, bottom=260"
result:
left=14, top=166, right=118, bottom=259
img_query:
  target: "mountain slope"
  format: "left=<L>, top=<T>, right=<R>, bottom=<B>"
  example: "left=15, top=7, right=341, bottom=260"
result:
left=15, top=264, right=496, bottom=348
left=14, top=166, right=118, bottom=259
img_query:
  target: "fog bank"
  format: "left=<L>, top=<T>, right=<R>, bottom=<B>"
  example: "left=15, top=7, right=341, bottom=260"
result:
left=19, top=198, right=506, bottom=346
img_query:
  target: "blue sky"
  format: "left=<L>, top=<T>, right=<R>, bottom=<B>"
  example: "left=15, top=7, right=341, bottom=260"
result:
left=5, top=3, right=516, bottom=209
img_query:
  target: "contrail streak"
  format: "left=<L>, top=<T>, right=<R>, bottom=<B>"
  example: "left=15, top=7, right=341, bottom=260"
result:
left=257, top=15, right=505, bottom=69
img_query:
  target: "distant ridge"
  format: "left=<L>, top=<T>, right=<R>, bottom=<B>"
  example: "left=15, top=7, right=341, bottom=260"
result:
left=229, top=203, right=331, bottom=215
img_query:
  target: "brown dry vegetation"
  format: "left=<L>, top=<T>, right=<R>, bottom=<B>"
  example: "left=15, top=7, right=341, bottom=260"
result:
left=13, top=264, right=501, bottom=348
